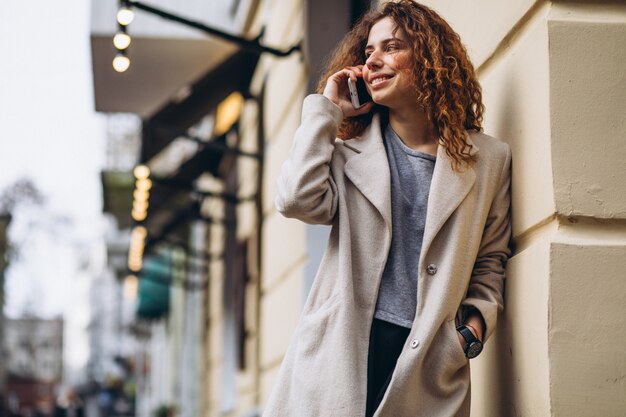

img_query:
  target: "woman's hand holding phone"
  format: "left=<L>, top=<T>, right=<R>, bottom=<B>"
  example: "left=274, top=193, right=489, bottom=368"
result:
left=323, top=65, right=374, bottom=118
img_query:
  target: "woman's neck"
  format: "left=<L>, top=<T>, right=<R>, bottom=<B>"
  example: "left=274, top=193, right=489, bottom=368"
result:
left=388, top=106, right=439, bottom=156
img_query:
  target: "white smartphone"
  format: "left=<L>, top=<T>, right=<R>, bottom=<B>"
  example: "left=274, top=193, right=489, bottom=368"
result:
left=348, top=77, right=372, bottom=109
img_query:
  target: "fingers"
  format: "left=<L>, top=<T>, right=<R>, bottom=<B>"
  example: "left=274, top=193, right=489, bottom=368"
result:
left=323, top=65, right=372, bottom=119
left=344, top=65, right=365, bottom=81
left=330, top=66, right=365, bottom=83
left=329, top=69, right=355, bottom=84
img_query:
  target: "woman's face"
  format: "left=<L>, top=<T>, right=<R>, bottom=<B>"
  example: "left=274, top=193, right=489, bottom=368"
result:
left=362, top=17, right=417, bottom=110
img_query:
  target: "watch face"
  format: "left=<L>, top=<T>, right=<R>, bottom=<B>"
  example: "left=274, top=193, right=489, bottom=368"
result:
left=467, top=341, right=483, bottom=359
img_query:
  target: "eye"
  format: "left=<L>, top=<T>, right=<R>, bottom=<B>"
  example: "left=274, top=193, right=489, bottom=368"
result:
left=385, top=43, right=398, bottom=52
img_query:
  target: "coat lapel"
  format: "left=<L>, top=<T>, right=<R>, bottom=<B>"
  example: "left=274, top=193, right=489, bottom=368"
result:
left=343, top=113, right=392, bottom=233
left=420, top=139, right=478, bottom=263
left=342, top=113, right=479, bottom=263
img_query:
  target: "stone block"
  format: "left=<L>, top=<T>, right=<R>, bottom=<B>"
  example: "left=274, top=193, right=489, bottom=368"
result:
left=263, top=0, right=304, bottom=50
left=208, top=261, right=224, bottom=321
left=549, top=242, right=626, bottom=417
left=264, top=55, right=307, bottom=141
left=480, top=15, right=554, bottom=237
left=208, top=318, right=223, bottom=364
left=233, top=390, right=257, bottom=417
left=548, top=6, right=626, bottom=219
left=260, top=267, right=303, bottom=367
left=245, top=281, right=259, bottom=334
left=235, top=335, right=258, bottom=392
left=260, top=362, right=281, bottom=408
left=262, top=109, right=303, bottom=214
left=470, top=240, right=552, bottom=417
left=208, top=363, right=223, bottom=409
left=261, top=211, right=307, bottom=291
left=419, top=0, right=541, bottom=66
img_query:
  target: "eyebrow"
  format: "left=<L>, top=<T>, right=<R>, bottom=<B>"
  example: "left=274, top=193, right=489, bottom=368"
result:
left=364, top=37, right=404, bottom=51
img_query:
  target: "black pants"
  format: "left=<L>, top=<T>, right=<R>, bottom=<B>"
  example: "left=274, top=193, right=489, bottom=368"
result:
left=365, top=318, right=411, bottom=417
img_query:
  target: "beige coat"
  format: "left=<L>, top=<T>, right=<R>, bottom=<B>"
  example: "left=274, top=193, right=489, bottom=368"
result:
left=266, top=95, right=512, bottom=417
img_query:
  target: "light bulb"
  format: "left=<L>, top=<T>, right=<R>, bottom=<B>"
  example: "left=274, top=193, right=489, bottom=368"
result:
left=133, top=164, right=150, bottom=180
left=128, top=259, right=142, bottom=272
left=123, top=275, right=139, bottom=300
left=133, top=200, right=149, bottom=212
left=133, top=225, right=148, bottom=238
left=117, top=7, right=135, bottom=26
left=113, top=53, right=130, bottom=72
left=132, top=208, right=147, bottom=221
left=133, top=189, right=149, bottom=202
left=113, top=32, right=131, bottom=50
left=135, top=178, right=152, bottom=191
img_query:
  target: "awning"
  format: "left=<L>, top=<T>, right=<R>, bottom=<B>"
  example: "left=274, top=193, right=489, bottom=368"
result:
left=137, top=50, right=259, bottom=254
left=141, top=49, right=259, bottom=161
left=101, top=170, right=135, bottom=229
left=137, top=256, right=171, bottom=319
left=91, top=35, right=237, bottom=118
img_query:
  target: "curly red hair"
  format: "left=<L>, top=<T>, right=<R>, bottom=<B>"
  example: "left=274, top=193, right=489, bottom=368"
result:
left=316, top=0, right=483, bottom=170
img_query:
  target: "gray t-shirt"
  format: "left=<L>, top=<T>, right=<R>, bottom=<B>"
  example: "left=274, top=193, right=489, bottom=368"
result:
left=374, top=124, right=436, bottom=328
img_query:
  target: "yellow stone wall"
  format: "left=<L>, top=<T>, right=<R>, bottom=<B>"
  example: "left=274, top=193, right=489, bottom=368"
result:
left=202, top=0, right=308, bottom=414
left=417, top=1, right=626, bottom=415
left=250, top=0, right=309, bottom=408
left=202, top=1, right=626, bottom=416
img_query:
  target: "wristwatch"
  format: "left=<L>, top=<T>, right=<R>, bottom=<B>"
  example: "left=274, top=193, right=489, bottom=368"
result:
left=456, top=325, right=483, bottom=359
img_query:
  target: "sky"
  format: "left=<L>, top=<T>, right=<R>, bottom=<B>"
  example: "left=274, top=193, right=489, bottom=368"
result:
left=0, top=0, right=108, bottom=381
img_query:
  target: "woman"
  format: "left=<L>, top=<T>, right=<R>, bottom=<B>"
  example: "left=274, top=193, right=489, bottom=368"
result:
left=266, top=1, right=512, bottom=416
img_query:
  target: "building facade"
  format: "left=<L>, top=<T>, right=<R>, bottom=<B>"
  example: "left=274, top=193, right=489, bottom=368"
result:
left=90, top=0, right=626, bottom=416
left=0, top=214, right=10, bottom=416
left=2, top=318, right=64, bottom=416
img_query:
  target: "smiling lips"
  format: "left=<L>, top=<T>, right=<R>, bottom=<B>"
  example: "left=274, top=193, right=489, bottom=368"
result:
left=369, top=74, right=393, bottom=86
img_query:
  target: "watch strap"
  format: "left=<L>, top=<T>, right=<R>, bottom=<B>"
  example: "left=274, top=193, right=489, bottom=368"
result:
left=456, top=325, right=477, bottom=344
left=456, top=324, right=483, bottom=358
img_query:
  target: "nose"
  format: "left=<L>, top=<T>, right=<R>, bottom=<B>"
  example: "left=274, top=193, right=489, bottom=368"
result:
left=365, top=50, right=383, bottom=69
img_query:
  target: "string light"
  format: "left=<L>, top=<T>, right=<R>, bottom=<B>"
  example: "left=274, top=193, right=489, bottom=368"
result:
left=113, top=32, right=131, bottom=50
left=128, top=226, right=147, bottom=272
left=135, top=178, right=152, bottom=191
left=133, top=189, right=149, bottom=201
left=132, top=208, right=148, bottom=222
left=117, top=6, right=135, bottom=26
left=113, top=52, right=130, bottom=72
left=133, top=200, right=149, bottom=213
left=131, top=167, right=151, bottom=222
left=134, top=225, right=148, bottom=238
left=133, top=165, right=150, bottom=180
left=113, top=2, right=134, bottom=73
left=214, top=92, right=244, bottom=136
left=123, top=275, right=139, bottom=300
left=120, top=70, right=151, bottom=270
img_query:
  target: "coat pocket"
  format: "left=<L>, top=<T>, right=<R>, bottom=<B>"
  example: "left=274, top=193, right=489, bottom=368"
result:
left=421, top=318, right=470, bottom=398
left=445, top=318, right=469, bottom=366
left=291, top=294, right=343, bottom=402
left=296, top=293, right=340, bottom=356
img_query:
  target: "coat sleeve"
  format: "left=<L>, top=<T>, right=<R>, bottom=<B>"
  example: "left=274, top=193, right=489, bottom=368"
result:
left=461, top=143, right=512, bottom=341
left=275, top=94, right=344, bottom=225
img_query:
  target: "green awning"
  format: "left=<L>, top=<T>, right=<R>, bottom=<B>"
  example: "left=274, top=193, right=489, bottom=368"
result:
left=101, top=170, right=134, bottom=229
left=137, top=257, right=171, bottom=319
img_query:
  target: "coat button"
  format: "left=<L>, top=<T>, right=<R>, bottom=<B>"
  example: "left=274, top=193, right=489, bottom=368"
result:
left=426, top=264, right=437, bottom=275
left=410, top=339, right=419, bottom=349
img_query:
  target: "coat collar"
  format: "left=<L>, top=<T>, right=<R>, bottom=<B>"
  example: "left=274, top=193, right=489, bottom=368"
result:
left=343, top=113, right=392, bottom=233
left=343, top=112, right=478, bottom=259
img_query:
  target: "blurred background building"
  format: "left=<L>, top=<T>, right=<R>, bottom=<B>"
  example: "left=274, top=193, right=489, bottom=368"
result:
left=88, top=0, right=376, bottom=415
left=3, top=318, right=64, bottom=416
left=0, top=0, right=624, bottom=416
left=0, top=214, right=9, bottom=414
